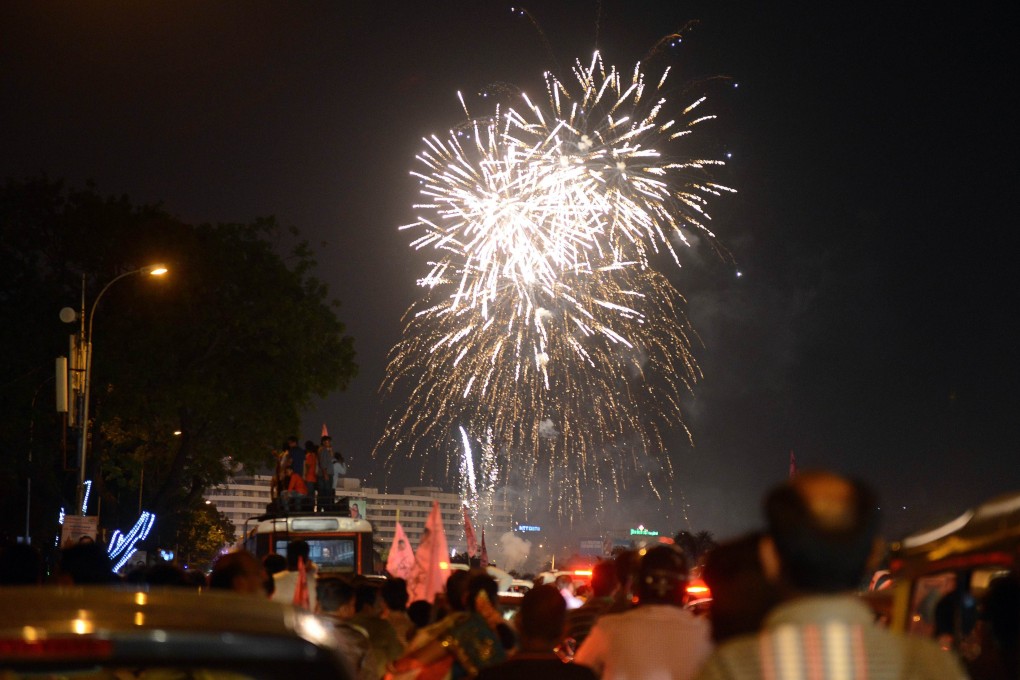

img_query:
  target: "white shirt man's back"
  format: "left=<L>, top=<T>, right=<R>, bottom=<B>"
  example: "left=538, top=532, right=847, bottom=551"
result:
left=574, top=604, right=713, bottom=680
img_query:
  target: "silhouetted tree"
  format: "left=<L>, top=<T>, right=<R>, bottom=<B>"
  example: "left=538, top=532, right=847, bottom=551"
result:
left=0, top=177, right=357, bottom=545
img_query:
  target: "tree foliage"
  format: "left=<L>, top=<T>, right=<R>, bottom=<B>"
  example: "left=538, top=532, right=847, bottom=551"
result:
left=176, top=504, right=236, bottom=572
left=673, top=529, right=717, bottom=566
left=0, top=177, right=357, bottom=546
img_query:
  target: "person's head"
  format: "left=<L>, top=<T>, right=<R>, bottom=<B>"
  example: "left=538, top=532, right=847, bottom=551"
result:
left=466, top=570, right=499, bottom=613
left=145, top=562, right=193, bottom=587
left=263, top=553, right=287, bottom=575
left=554, top=573, right=574, bottom=593
left=58, top=542, right=118, bottom=585
left=209, top=550, right=267, bottom=596
left=636, top=545, right=688, bottom=606
left=381, top=577, right=409, bottom=612
left=614, top=549, right=640, bottom=595
left=286, top=540, right=310, bottom=571
left=762, top=471, right=880, bottom=594
left=517, top=584, right=567, bottom=648
left=983, top=574, right=1020, bottom=658
left=591, top=560, right=619, bottom=598
left=321, top=435, right=331, bottom=446
left=318, top=577, right=356, bottom=617
left=0, top=543, right=44, bottom=585
left=701, top=532, right=779, bottom=643
left=288, top=436, right=298, bottom=447
left=407, top=599, right=433, bottom=628
left=445, top=569, right=471, bottom=611
left=355, top=583, right=381, bottom=615
left=305, top=440, right=317, bottom=453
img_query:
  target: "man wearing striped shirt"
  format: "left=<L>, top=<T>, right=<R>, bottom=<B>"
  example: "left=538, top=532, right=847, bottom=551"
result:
left=694, top=472, right=966, bottom=680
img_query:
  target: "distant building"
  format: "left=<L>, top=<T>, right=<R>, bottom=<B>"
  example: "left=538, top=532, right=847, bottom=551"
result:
left=338, top=478, right=513, bottom=557
left=204, top=474, right=514, bottom=559
left=204, top=472, right=273, bottom=540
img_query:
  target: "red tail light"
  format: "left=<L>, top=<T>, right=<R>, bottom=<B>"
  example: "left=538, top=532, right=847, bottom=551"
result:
left=0, top=638, right=113, bottom=659
left=686, top=578, right=710, bottom=598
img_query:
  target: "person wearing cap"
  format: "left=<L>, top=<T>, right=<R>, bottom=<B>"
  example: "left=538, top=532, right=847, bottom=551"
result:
left=574, top=545, right=712, bottom=680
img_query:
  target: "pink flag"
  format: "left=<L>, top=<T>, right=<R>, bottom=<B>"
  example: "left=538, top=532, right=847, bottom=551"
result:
left=480, top=528, right=489, bottom=568
left=407, top=501, right=451, bottom=603
left=789, top=450, right=797, bottom=479
left=463, top=506, right=478, bottom=558
left=321, top=423, right=329, bottom=438
left=386, top=522, right=415, bottom=579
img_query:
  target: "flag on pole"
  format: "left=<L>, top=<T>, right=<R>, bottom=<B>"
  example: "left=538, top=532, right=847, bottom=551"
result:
left=463, top=506, right=478, bottom=558
left=321, top=423, right=329, bottom=438
left=789, top=450, right=797, bottom=479
left=479, top=528, right=489, bottom=568
left=407, top=501, right=451, bottom=603
left=292, top=556, right=310, bottom=609
left=386, top=521, right=415, bottom=579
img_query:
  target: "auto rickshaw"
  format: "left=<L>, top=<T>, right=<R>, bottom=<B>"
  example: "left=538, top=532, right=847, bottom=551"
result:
left=887, top=491, right=1020, bottom=659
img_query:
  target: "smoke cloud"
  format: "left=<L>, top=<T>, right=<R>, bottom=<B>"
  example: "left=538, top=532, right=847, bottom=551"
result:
left=538, top=418, right=559, bottom=440
left=497, top=531, right=532, bottom=572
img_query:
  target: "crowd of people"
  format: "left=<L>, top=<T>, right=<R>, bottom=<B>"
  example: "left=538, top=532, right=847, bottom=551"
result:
left=2, top=470, right=1018, bottom=680
left=271, top=434, right=347, bottom=511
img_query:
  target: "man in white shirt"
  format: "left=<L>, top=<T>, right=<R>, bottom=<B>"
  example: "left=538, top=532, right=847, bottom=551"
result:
left=574, top=545, right=712, bottom=680
left=270, top=539, right=317, bottom=611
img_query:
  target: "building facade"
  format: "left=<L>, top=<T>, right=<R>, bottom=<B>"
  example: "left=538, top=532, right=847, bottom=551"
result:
left=203, top=473, right=273, bottom=540
left=338, top=478, right=514, bottom=557
left=204, top=474, right=514, bottom=559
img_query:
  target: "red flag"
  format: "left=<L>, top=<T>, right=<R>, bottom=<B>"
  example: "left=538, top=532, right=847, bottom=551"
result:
left=386, top=522, right=415, bottom=579
left=321, top=423, right=329, bottom=438
left=789, top=450, right=797, bottom=479
left=480, top=528, right=489, bottom=568
left=407, top=501, right=451, bottom=603
left=463, top=506, right=478, bottom=558
left=292, top=556, right=310, bottom=609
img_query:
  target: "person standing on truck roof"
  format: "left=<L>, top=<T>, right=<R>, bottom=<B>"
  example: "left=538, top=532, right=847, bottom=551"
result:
left=303, top=440, right=319, bottom=505
left=286, top=435, right=304, bottom=477
left=318, top=435, right=336, bottom=507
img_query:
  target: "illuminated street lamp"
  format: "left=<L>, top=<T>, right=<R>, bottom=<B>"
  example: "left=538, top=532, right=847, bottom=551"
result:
left=74, top=264, right=168, bottom=515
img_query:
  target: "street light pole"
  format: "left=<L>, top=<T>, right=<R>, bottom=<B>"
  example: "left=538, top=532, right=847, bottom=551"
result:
left=76, top=264, right=168, bottom=515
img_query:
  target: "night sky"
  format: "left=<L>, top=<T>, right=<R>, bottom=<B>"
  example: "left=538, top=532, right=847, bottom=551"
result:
left=2, top=2, right=1017, bottom=544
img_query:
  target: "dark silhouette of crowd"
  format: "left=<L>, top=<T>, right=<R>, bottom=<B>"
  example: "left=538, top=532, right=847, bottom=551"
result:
left=4, top=470, right=1014, bottom=680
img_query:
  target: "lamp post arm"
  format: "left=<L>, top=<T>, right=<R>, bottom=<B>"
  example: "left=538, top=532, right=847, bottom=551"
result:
left=86, top=266, right=153, bottom=345
left=77, top=264, right=160, bottom=515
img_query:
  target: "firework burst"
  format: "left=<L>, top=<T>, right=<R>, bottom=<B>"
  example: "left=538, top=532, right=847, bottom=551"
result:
left=378, top=52, right=732, bottom=518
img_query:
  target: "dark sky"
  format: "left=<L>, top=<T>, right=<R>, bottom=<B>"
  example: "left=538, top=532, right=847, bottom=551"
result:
left=2, top=1, right=1017, bottom=542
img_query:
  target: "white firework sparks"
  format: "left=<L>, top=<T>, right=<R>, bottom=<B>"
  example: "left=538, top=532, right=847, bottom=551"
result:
left=379, top=52, right=733, bottom=518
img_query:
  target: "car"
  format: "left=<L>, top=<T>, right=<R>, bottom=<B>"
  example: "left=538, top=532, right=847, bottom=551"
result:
left=887, top=491, right=1020, bottom=640
left=446, top=563, right=515, bottom=592
left=0, top=586, right=353, bottom=679
left=533, top=569, right=592, bottom=591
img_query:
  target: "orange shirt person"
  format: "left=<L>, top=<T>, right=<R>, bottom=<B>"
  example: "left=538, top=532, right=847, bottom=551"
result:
left=285, top=470, right=309, bottom=511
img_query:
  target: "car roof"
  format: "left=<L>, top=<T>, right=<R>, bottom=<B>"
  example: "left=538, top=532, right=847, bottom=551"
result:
left=0, top=586, right=350, bottom=677
left=890, top=491, right=1020, bottom=576
left=1, top=586, right=308, bottom=635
